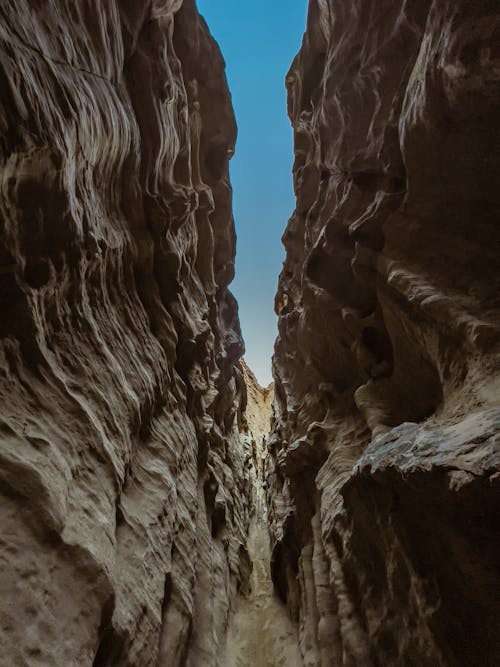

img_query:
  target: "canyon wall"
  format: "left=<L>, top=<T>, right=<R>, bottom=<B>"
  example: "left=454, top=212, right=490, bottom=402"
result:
left=239, top=359, right=274, bottom=516
left=269, top=1, right=500, bottom=665
left=0, top=2, right=252, bottom=666
left=240, top=360, right=274, bottom=449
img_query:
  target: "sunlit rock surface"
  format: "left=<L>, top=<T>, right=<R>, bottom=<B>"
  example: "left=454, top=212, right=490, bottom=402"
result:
left=239, top=359, right=274, bottom=515
left=269, top=1, right=500, bottom=665
left=0, top=2, right=252, bottom=665
left=240, top=360, right=274, bottom=448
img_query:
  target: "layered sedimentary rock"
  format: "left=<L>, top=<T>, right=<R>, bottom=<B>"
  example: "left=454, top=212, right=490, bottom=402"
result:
left=0, top=2, right=252, bottom=666
left=269, top=1, right=500, bottom=665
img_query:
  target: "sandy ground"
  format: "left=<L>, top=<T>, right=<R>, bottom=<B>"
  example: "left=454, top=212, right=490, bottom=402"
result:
left=221, top=521, right=302, bottom=667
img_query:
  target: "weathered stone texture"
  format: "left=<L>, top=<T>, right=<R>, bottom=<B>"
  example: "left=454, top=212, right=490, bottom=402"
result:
left=239, top=359, right=274, bottom=508
left=0, top=2, right=251, bottom=666
left=269, top=1, right=500, bottom=665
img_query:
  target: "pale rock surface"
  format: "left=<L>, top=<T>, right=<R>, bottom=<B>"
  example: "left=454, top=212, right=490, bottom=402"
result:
left=0, top=2, right=252, bottom=666
left=240, top=360, right=274, bottom=447
left=269, top=1, right=500, bottom=665
left=239, top=359, right=274, bottom=516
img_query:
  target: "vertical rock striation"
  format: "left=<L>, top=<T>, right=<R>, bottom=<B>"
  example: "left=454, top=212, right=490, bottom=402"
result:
left=269, top=1, right=500, bottom=665
left=0, top=2, right=251, bottom=666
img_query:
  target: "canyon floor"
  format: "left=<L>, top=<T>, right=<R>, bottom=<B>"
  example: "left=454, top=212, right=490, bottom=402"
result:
left=220, top=363, right=302, bottom=666
left=222, top=519, right=302, bottom=667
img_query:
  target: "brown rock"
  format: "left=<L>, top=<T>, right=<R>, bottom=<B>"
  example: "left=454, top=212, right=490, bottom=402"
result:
left=269, top=1, right=500, bottom=665
left=0, top=2, right=251, bottom=666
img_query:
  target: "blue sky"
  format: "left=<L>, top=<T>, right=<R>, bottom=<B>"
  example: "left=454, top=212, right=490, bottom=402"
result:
left=196, top=0, right=308, bottom=386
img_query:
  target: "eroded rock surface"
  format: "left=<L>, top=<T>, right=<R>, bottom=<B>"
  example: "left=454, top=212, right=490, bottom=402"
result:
left=0, top=2, right=252, bottom=666
left=269, top=1, right=500, bottom=665
left=239, top=359, right=274, bottom=516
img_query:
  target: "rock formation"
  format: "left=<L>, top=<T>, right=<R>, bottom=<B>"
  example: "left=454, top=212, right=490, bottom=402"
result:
left=240, top=360, right=274, bottom=449
left=0, top=2, right=252, bottom=665
left=269, top=1, right=500, bottom=665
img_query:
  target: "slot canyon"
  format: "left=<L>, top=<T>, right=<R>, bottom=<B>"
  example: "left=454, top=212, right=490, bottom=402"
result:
left=0, top=1, right=498, bottom=666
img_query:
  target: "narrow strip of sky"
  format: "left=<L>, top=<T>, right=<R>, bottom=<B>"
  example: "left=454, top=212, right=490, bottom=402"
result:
left=196, top=0, right=307, bottom=386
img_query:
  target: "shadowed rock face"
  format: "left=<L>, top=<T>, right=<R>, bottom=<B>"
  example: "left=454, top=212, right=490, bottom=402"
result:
left=269, top=1, right=500, bottom=665
left=0, top=2, right=252, bottom=665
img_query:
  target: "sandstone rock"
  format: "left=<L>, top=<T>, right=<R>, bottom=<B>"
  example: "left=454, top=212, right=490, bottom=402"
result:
left=269, top=1, right=500, bottom=664
left=240, top=360, right=274, bottom=447
left=238, top=359, right=274, bottom=516
left=0, top=2, right=251, bottom=666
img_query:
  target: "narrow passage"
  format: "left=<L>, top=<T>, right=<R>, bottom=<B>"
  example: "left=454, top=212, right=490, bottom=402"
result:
left=222, top=362, right=302, bottom=667
left=222, top=521, right=302, bottom=667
